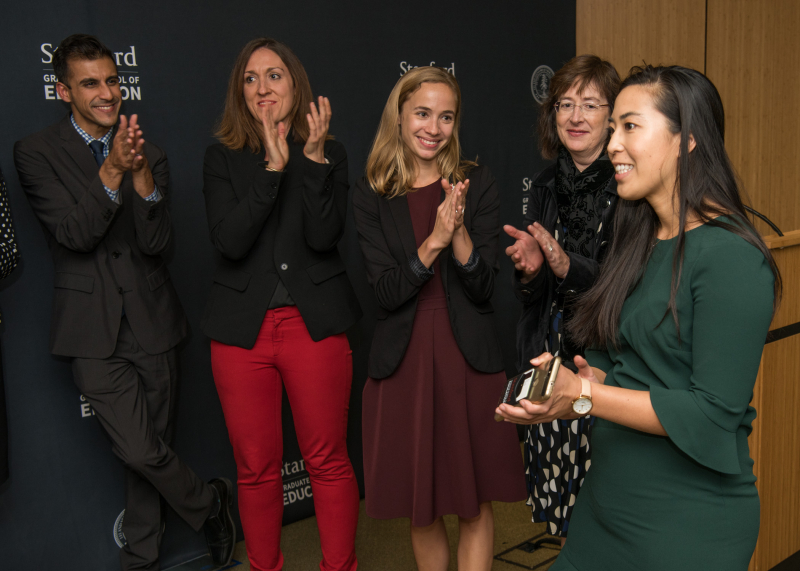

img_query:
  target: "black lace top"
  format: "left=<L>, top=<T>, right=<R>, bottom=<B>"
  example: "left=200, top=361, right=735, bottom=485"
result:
left=547, top=147, right=614, bottom=362
left=555, top=146, right=615, bottom=258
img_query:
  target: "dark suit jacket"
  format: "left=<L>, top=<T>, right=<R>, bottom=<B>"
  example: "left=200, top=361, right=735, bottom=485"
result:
left=201, top=139, right=361, bottom=348
left=352, top=164, right=504, bottom=379
left=14, top=115, right=188, bottom=359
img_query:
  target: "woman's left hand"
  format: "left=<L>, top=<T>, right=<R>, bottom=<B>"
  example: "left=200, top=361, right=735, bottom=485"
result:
left=303, top=96, right=331, bottom=164
left=494, top=353, right=591, bottom=424
left=530, top=222, right=570, bottom=279
left=442, top=178, right=470, bottom=231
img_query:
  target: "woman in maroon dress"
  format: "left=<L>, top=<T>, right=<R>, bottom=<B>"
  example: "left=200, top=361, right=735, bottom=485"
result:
left=352, top=66, right=525, bottom=571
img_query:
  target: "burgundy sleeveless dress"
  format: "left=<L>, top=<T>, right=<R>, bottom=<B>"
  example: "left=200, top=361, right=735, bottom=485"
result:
left=362, top=181, right=526, bottom=527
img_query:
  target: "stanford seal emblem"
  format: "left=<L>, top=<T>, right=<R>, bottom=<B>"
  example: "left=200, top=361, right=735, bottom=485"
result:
left=531, top=65, right=554, bottom=104
left=114, top=510, right=127, bottom=547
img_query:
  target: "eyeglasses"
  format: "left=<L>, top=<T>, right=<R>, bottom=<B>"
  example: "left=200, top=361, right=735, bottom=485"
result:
left=554, top=102, right=610, bottom=115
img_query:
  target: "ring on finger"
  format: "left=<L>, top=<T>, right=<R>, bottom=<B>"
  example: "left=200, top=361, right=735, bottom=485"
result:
left=547, top=243, right=554, bottom=252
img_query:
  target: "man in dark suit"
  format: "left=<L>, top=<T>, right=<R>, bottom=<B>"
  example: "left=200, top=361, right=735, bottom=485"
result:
left=13, top=34, right=234, bottom=570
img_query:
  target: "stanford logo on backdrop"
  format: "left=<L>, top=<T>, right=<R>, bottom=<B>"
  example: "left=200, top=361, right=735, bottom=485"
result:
left=400, top=61, right=455, bottom=76
left=282, top=457, right=313, bottom=506
left=531, top=65, right=554, bottom=104
left=40, top=42, right=144, bottom=102
left=521, top=177, right=532, bottom=215
left=79, top=394, right=95, bottom=418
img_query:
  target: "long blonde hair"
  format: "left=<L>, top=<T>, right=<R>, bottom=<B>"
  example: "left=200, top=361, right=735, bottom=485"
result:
left=366, top=67, right=476, bottom=198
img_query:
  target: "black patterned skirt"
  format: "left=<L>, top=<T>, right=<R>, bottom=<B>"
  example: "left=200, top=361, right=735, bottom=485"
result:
left=525, top=416, right=594, bottom=537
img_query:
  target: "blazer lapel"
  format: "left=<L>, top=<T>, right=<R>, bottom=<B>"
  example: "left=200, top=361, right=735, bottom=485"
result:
left=387, top=195, right=418, bottom=260
left=60, top=119, right=102, bottom=182
left=240, top=149, right=265, bottom=201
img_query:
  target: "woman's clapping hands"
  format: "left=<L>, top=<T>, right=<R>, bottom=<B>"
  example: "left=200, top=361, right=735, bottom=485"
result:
left=427, top=178, right=469, bottom=250
left=260, top=104, right=289, bottom=170
left=260, top=96, right=334, bottom=169
left=504, top=222, right=570, bottom=280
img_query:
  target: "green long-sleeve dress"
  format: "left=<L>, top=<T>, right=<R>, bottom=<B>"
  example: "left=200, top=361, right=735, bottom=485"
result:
left=551, top=222, right=774, bottom=571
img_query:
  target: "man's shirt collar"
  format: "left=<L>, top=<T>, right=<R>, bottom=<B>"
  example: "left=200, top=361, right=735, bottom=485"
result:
left=70, top=114, right=113, bottom=148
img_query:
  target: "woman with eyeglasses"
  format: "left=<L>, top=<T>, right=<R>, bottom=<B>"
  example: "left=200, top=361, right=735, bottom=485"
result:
left=504, top=55, right=620, bottom=544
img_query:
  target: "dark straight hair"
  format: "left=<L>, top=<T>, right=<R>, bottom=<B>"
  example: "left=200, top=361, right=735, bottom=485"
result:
left=53, top=34, right=114, bottom=87
left=570, top=64, right=781, bottom=349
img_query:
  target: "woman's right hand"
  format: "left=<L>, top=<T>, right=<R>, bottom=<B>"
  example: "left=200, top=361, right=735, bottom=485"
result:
left=261, top=104, right=289, bottom=170
left=504, top=225, right=544, bottom=282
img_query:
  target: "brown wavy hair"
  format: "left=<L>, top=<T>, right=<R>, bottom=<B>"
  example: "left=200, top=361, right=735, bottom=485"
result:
left=215, top=38, right=314, bottom=152
left=366, top=66, right=476, bottom=198
left=538, top=55, right=621, bottom=160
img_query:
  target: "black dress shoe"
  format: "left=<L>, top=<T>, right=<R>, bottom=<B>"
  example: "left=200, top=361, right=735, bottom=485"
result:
left=204, top=477, right=236, bottom=568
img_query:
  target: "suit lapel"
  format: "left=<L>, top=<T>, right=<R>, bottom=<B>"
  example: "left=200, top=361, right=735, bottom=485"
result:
left=241, top=149, right=264, bottom=201
left=387, top=195, right=418, bottom=260
left=60, top=118, right=102, bottom=182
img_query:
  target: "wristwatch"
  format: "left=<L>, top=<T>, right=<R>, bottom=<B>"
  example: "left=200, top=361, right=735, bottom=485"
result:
left=571, top=377, right=593, bottom=415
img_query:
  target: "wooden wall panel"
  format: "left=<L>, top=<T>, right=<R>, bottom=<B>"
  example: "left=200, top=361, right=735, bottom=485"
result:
left=706, top=0, right=800, bottom=237
left=748, top=244, right=800, bottom=571
left=749, top=328, right=800, bottom=571
left=576, top=2, right=800, bottom=569
left=576, top=0, right=706, bottom=76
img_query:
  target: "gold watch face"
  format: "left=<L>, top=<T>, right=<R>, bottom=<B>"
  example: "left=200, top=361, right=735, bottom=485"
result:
left=572, top=397, right=593, bottom=415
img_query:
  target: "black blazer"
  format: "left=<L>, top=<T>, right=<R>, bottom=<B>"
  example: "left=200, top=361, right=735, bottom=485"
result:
left=201, top=138, right=361, bottom=348
left=513, top=161, right=618, bottom=372
left=14, top=115, right=188, bottom=358
left=352, top=164, right=504, bottom=379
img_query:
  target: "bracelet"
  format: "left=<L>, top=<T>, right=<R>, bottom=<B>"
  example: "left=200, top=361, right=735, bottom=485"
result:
left=264, top=165, right=284, bottom=172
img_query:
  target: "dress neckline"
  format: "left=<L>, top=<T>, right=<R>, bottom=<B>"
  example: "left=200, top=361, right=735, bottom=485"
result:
left=654, top=215, right=733, bottom=245
left=410, top=180, right=441, bottom=193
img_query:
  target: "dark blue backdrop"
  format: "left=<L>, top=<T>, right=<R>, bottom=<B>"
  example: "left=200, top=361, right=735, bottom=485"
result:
left=0, top=1, right=575, bottom=568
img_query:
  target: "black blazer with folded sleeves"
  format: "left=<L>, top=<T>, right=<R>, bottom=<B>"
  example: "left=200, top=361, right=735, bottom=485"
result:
left=201, top=138, right=361, bottom=348
left=352, top=164, right=504, bottom=379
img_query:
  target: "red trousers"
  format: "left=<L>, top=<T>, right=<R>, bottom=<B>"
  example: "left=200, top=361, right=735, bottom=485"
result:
left=211, top=306, right=359, bottom=571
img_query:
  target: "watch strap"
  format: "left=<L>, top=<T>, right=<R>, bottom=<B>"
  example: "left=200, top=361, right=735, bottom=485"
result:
left=580, top=377, right=592, bottom=400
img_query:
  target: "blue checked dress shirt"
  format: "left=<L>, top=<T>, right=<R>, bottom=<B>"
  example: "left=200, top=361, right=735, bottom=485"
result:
left=70, top=115, right=161, bottom=203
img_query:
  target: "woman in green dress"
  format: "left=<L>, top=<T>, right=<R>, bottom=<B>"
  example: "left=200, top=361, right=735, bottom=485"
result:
left=495, top=65, right=781, bottom=570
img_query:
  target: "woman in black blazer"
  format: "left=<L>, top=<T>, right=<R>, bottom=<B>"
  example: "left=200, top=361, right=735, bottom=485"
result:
left=352, top=66, right=525, bottom=571
left=202, top=38, right=361, bottom=571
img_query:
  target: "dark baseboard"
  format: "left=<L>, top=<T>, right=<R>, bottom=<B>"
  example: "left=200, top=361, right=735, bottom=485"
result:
left=771, top=550, right=800, bottom=571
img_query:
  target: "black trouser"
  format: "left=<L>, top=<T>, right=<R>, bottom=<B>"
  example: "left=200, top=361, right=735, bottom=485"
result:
left=72, top=317, right=213, bottom=571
